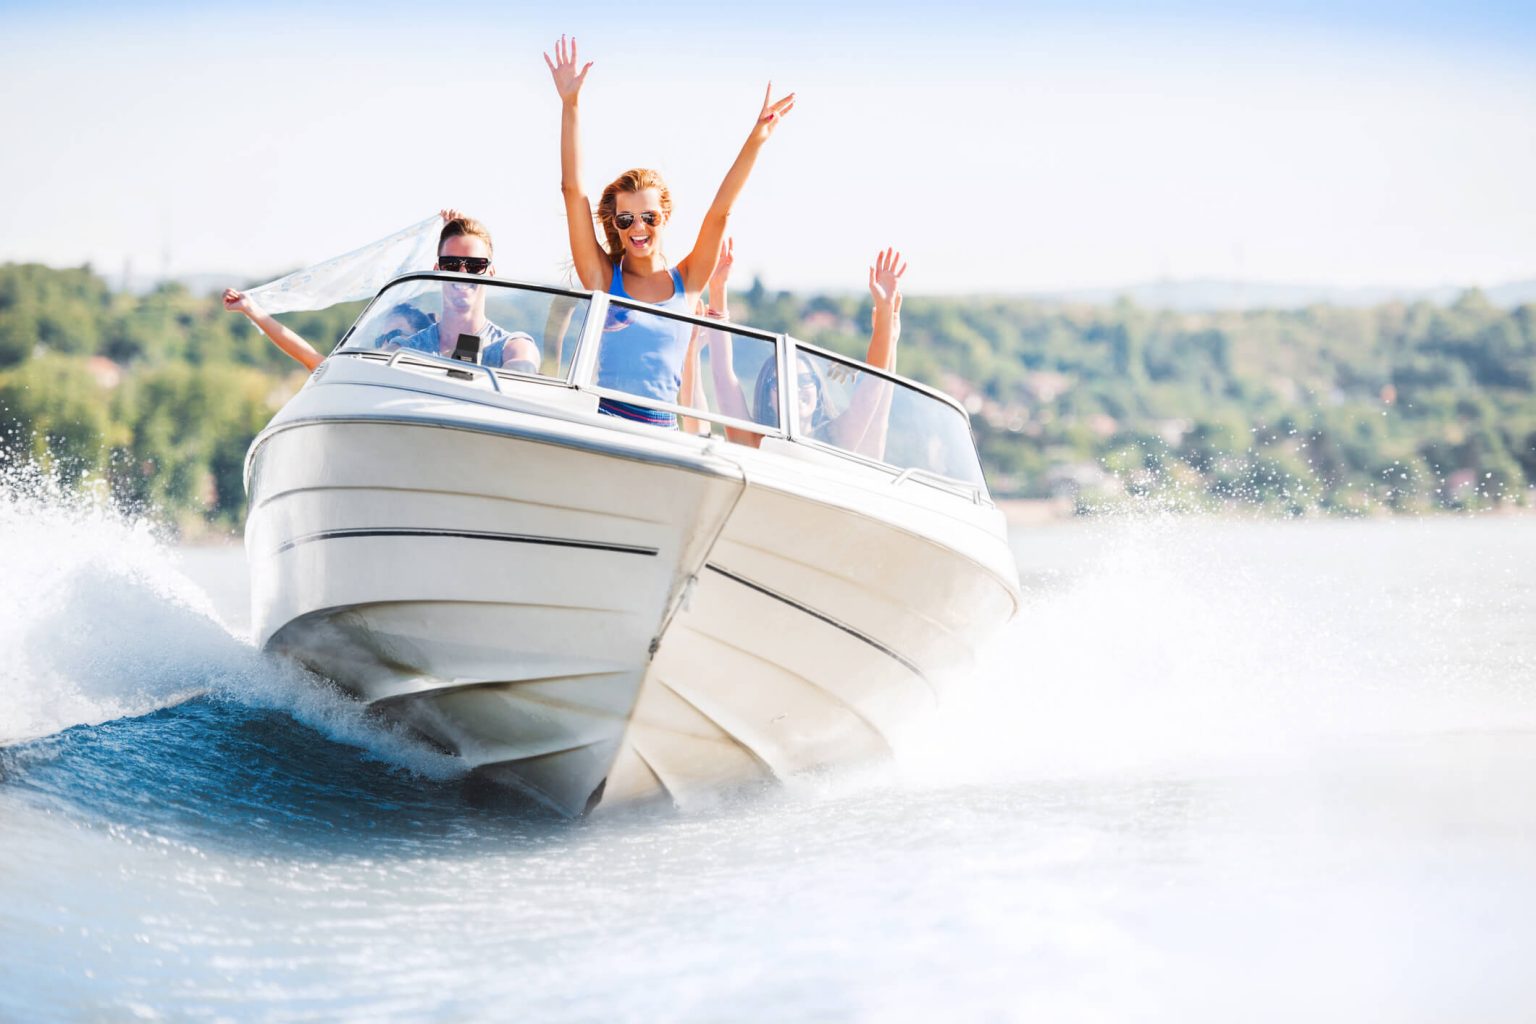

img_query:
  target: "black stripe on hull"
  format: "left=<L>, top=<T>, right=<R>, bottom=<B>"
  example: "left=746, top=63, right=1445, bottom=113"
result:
left=275, top=528, right=659, bottom=557
left=703, top=564, right=927, bottom=681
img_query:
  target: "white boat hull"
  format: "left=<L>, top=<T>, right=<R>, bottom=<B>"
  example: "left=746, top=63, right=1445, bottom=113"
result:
left=247, top=362, right=1019, bottom=815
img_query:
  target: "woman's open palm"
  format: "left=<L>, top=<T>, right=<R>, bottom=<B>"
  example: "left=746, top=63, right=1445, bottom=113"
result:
left=544, top=35, right=592, bottom=101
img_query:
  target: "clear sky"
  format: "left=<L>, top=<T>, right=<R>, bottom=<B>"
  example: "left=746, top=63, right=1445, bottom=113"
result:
left=1, top=0, right=1532, bottom=294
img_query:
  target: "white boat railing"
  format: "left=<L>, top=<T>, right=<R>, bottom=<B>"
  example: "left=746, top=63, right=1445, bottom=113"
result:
left=385, top=347, right=503, bottom=392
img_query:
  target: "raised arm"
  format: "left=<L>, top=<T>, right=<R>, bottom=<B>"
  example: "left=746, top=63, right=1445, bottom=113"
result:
left=678, top=324, right=709, bottom=436
left=540, top=294, right=580, bottom=374
left=677, top=84, right=795, bottom=297
left=699, top=239, right=759, bottom=445
left=827, top=250, right=906, bottom=456
left=704, top=239, right=747, bottom=410
left=544, top=35, right=608, bottom=289
left=223, top=289, right=322, bottom=371
left=865, top=247, right=905, bottom=371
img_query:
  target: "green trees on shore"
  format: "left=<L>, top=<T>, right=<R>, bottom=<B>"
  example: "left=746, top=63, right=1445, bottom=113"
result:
left=1, top=261, right=1532, bottom=533
left=0, top=266, right=362, bottom=532
left=752, top=282, right=1535, bottom=514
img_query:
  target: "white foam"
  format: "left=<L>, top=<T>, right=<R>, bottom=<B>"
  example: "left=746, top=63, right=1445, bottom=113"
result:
left=901, top=511, right=1536, bottom=786
left=0, top=462, right=460, bottom=778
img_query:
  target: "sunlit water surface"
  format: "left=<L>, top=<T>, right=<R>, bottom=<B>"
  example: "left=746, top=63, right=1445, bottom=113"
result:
left=3, top=490, right=1534, bottom=1022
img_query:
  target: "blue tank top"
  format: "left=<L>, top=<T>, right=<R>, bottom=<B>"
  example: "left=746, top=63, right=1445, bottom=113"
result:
left=596, top=264, right=692, bottom=417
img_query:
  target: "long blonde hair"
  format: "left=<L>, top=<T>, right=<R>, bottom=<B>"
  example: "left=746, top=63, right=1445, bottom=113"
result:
left=596, top=169, right=673, bottom=266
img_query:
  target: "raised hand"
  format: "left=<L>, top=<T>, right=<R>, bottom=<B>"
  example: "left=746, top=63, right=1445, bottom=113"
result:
left=440, top=208, right=466, bottom=223
left=750, top=82, right=796, bottom=143
left=543, top=35, right=592, bottom=103
left=709, top=237, right=735, bottom=292
left=223, top=288, right=258, bottom=317
left=867, top=248, right=907, bottom=310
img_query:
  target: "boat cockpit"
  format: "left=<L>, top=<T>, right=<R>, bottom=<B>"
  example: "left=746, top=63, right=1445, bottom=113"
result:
left=329, top=272, right=990, bottom=501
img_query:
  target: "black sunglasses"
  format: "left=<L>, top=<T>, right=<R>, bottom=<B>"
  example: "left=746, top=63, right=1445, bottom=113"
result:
left=439, top=256, right=491, bottom=275
left=613, top=211, right=660, bottom=230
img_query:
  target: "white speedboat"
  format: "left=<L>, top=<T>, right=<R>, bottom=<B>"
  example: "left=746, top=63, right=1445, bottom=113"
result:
left=244, top=272, right=1020, bottom=815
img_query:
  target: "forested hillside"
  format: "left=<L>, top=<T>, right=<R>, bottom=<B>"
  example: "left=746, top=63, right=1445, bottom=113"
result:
left=1, top=262, right=1532, bottom=533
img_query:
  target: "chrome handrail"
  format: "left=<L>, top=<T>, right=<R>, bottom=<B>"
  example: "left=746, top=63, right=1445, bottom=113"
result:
left=583, top=384, right=783, bottom=438
left=892, top=466, right=985, bottom=504
left=386, top=348, right=502, bottom=392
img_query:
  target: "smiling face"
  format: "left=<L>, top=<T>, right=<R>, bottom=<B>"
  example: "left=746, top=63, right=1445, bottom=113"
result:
left=437, top=234, right=493, bottom=320
left=613, top=188, right=666, bottom=258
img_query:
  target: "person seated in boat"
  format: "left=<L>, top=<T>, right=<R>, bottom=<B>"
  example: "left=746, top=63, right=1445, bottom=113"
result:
left=544, top=34, right=794, bottom=428
left=388, top=213, right=541, bottom=373
left=703, top=241, right=905, bottom=458
left=373, top=303, right=436, bottom=350
left=222, top=210, right=539, bottom=371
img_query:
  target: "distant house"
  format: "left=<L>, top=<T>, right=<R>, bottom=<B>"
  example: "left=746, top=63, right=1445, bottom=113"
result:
left=1021, top=371, right=1072, bottom=403
left=1045, top=462, right=1122, bottom=500
left=1086, top=413, right=1119, bottom=438
left=85, top=356, right=123, bottom=390
left=1155, top=418, right=1192, bottom=446
left=801, top=310, right=853, bottom=334
left=1444, top=468, right=1479, bottom=501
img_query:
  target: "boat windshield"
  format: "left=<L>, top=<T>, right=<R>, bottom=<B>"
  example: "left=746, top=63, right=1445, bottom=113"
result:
left=334, top=276, right=984, bottom=491
left=595, top=298, right=784, bottom=433
left=788, top=343, right=987, bottom=489
left=337, top=275, right=590, bottom=379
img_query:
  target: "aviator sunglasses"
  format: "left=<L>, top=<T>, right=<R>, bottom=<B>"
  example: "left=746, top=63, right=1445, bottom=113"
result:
left=613, top=211, right=660, bottom=230
left=438, top=256, right=491, bottom=275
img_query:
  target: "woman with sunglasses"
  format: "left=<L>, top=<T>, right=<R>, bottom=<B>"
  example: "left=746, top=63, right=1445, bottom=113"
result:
left=704, top=240, right=906, bottom=457
left=544, top=35, right=794, bottom=427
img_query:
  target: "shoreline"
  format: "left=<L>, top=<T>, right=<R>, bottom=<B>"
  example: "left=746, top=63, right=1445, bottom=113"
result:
left=993, top=496, right=1536, bottom=528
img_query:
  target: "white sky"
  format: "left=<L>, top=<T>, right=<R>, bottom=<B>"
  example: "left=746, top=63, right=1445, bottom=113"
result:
left=0, top=1, right=1532, bottom=294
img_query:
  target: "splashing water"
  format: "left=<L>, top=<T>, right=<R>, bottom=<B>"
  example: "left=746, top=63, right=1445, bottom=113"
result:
left=905, top=511, right=1536, bottom=787
left=0, top=463, right=458, bottom=777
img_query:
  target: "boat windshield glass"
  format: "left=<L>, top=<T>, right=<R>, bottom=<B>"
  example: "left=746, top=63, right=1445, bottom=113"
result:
left=337, top=275, right=589, bottom=379
left=595, top=298, right=782, bottom=433
left=788, top=344, right=987, bottom=489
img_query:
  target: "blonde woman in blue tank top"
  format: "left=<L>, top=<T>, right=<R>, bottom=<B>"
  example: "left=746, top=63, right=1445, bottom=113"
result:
left=544, top=34, right=795, bottom=427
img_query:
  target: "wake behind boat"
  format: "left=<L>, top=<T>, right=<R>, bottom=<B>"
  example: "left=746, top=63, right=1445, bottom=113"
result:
left=244, top=272, right=1020, bottom=815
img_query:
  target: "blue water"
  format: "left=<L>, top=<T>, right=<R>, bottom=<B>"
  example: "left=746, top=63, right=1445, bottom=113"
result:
left=4, top=488, right=1536, bottom=1022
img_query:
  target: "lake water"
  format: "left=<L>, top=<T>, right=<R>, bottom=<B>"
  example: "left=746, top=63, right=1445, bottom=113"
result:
left=3, top=493, right=1535, bottom=1022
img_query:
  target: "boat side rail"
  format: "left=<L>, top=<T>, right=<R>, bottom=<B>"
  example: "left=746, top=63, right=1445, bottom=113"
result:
left=891, top=466, right=986, bottom=505
left=386, top=347, right=503, bottom=392
left=582, top=383, right=784, bottom=441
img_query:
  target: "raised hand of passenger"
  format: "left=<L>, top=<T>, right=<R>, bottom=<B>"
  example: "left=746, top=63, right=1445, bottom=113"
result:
left=223, top=288, right=259, bottom=317
left=440, top=208, right=466, bottom=223
left=708, top=237, right=735, bottom=293
left=751, top=82, right=796, bottom=143
left=544, top=35, right=592, bottom=103
left=868, top=248, right=907, bottom=311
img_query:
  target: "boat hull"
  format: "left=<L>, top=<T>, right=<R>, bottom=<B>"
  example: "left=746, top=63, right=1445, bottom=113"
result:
left=246, top=373, right=1019, bottom=815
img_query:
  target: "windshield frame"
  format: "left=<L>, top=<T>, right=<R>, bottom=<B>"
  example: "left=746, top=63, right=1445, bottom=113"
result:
left=335, top=271, right=595, bottom=385
left=781, top=336, right=986, bottom=495
left=330, top=273, right=989, bottom=499
left=570, top=291, right=791, bottom=441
